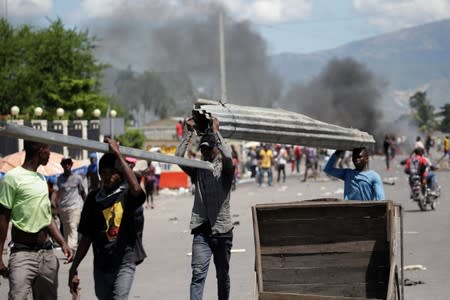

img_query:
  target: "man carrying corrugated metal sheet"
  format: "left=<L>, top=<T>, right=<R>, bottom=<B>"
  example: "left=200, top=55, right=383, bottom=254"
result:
left=324, top=148, right=385, bottom=201
left=175, top=117, right=234, bottom=300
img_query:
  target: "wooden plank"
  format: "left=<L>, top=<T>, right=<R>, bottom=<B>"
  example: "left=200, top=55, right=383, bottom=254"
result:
left=256, top=204, right=388, bottom=221
left=254, top=200, right=390, bottom=212
left=253, top=206, right=264, bottom=291
left=261, top=251, right=389, bottom=269
left=259, top=291, right=375, bottom=300
left=262, top=265, right=389, bottom=286
left=252, top=200, right=395, bottom=299
left=259, top=240, right=387, bottom=255
left=261, top=282, right=386, bottom=299
left=258, top=217, right=388, bottom=246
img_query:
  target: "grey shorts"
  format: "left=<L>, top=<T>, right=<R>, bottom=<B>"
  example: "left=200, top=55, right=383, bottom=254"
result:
left=8, top=248, right=59, bottom=300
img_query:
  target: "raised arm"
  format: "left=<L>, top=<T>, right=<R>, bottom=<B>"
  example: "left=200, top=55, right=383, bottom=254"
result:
left=323, top=150, right=346, bottom=180
left=105, top=137, right=144, bottom=198
left=175, top=118, right=195, bottom=177
left=211, top=118, right=233, bottom=177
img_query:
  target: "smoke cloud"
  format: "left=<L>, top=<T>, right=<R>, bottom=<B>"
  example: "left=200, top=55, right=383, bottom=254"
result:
left=89, top=2, right=282, bottom=107
left=282, top=58, right=386, bottom=134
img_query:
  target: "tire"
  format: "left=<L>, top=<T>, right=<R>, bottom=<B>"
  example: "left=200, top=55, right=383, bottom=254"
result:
left=431, top=197, right=437, bottom=210
left=418, top=194, right=427, bottom=211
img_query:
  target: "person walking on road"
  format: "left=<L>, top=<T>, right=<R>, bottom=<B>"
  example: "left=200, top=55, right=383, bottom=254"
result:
left=324, top=147, right=385, bottom=201
left=87, top=153, right=100, bottom=193
left=257, top=144, right=274, bottom=187
left=293, top=145, right=302, bottom=174
left=52, top=157, right=87, bottom=252
left=143, top=161, right=156, bottom=209
left=0, top=140, right=73, bottom=300
left=276, top=145, right=288, bottom=183
left=176, top=120, right=184, bottom=140
left=302, top=147, right=318, bottom=182
left=175, top=117, right=234, bottom=300
left=383, top=134, right=391, bottom=170
left=68, top=137, right=147, bottom=300
left=437, top=136, right=449, bottom=165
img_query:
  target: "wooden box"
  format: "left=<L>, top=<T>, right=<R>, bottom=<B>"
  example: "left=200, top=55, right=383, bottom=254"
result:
left=252, top=199, right=402, bottom=300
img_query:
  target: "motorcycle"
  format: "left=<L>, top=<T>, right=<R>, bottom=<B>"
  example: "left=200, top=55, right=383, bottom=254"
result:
left=409, top=174, right=440, bottom=211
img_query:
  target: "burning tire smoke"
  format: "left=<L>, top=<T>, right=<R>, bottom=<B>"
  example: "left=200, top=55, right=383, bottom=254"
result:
left=282, top=58, right=386, bottom=134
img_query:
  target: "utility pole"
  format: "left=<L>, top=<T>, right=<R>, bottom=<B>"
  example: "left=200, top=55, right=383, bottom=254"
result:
left=4, top=0, right=8, bottom=20
left=219, top=9, right=227, bottom=102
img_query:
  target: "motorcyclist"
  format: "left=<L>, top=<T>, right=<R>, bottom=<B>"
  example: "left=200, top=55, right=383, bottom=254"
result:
left=404, top=147, right=438, bottom=196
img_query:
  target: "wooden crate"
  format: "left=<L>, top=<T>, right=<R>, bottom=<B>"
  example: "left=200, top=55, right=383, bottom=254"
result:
left=252, top=199, right=402, bottom=300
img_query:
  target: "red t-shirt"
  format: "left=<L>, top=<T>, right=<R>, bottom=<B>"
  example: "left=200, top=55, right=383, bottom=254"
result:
left=176, top=123, right=183, bottom=138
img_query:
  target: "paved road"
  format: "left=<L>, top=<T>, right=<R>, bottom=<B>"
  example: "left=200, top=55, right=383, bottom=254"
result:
left=1, top=154, right=449, bottom=299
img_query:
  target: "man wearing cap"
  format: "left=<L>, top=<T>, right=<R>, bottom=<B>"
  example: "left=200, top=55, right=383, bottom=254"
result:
left=175, top=117, right=234, bottom=300
left=69, top=137, right=146, bottom=299
left=52, top=157, right=87, bottom=252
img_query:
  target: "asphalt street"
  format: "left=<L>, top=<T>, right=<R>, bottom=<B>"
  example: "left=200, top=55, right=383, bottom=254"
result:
left=1, top=153, right=449, bottom=299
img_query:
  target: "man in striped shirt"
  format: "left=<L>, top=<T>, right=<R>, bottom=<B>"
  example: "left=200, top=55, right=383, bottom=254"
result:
left=176, top=117, right=234, bottom=300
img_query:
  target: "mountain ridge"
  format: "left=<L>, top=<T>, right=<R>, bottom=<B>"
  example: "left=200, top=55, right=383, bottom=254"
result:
left=272, top=19, right=450, bottom=107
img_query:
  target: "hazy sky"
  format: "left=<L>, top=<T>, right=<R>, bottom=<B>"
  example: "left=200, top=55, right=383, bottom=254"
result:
left=2, top=0, right=450, bottom=54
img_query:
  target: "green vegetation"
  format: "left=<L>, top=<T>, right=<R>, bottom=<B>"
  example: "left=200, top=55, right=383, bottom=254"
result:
left=438, top=103, right=450, bottom=132
left=116, top=127, right=145, bottom=149
left=0, top=18, right=109, bottom=120
left=408, top=91, right=438, bottom=133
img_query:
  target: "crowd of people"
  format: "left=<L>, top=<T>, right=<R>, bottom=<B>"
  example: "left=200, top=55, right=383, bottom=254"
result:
left=0, top=139, right=162, bottom=299
left=0, top=120, right=448, bottom=299
left=240, top=143, right=329, bottom=186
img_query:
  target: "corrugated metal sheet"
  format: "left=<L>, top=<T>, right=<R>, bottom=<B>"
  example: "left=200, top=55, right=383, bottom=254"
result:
left=193, top=99, right=375, bottom=150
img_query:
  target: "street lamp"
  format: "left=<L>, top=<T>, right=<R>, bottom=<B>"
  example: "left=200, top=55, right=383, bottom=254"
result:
left=34, top=107, right=43, bottom=118
left=110, top=109, right=117, bottom=118
left=93, top=108, right=101, bottom=118
left=56, top=107, right=65, bottom=119
left=75, top=108, right=84, bottom=119
left=10, top=106, right=19, bottom=119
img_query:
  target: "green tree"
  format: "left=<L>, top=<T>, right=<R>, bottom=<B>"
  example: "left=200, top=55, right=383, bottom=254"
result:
left=0, top=18, right=109, bottom=119
left=409, top=91, right=438, bottom=133
left=116, top=128, right=145, bottom=149
left=439, top=103, right=450, bottom=132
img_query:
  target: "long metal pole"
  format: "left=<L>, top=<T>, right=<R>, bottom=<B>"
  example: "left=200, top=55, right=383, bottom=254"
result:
left=0, top=122, right=213, bottom=171
left=219, top=10, right=227, bottom=102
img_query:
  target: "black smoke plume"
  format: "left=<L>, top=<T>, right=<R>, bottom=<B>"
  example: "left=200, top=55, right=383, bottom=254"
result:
left=89, top=3, right=281, bottom=108
left=282, top=58, right=385, bottom=134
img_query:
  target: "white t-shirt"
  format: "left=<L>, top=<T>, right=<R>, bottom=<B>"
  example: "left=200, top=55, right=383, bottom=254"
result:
left=151, top=161, right=161, bottom=175
left=277, top=148, right=288, bottom=165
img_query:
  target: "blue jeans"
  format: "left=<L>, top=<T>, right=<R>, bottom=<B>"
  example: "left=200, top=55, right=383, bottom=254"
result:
left=257, top=167, right=273, bottom=186
left=190, top=233, right=233, bottom=300
left=427, top=172, right=436, bottom=190
left=93, top=250, right=137, bottom=300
